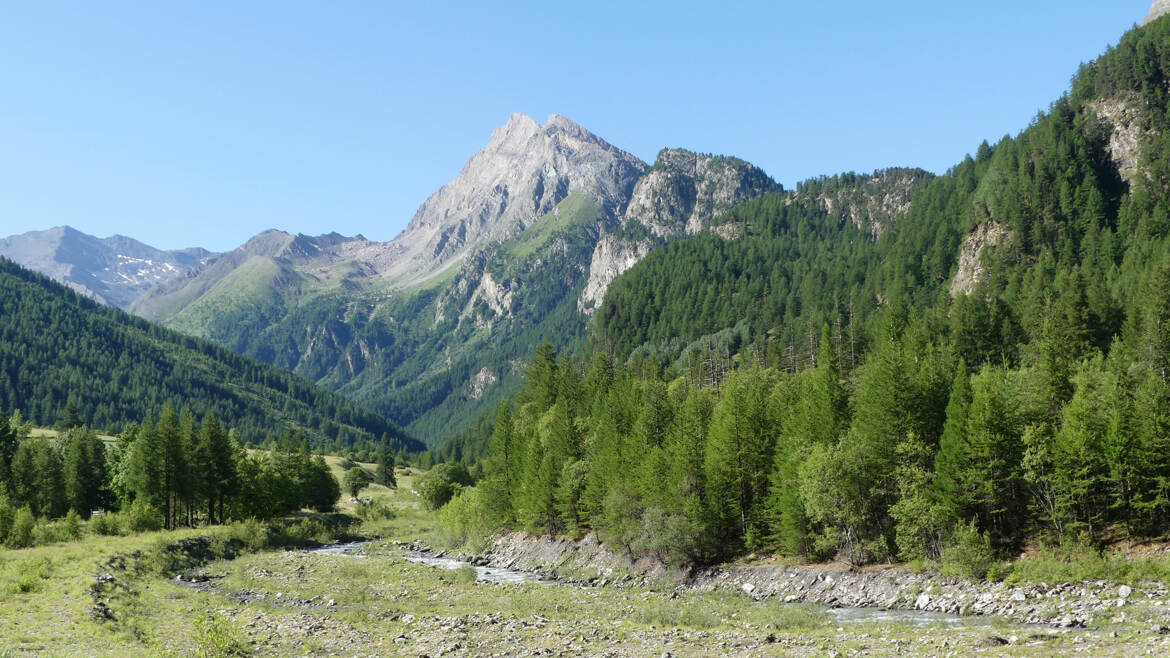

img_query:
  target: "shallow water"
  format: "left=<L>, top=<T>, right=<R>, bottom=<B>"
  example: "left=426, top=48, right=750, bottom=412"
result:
left=828, top=606, right=1000, bottom=628
left=304, top=541, right=369, bottom=557
left=403, top=553, right=550, bottom=584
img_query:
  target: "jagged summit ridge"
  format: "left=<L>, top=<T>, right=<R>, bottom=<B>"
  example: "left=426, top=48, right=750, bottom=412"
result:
left=386, top=113, right=647, bottom=282
left=1143, top=0, right=1170, bottom=25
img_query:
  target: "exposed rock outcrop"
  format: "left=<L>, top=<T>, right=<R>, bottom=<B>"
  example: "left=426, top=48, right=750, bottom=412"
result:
left=1089, top=96, right=1154, bottom=185
left=797, top=169, right=931, bottom=240
left=578, top=235, right=652, bottom=313
left=1143, top=0, right=1170, bottom=26
left=465, top=367, right=498, bottom=400
left=623, top=149, right=779, bottom=238
left=950, top=222, right=1010, bottom=297
left=578, top=149, right=778, bottom=314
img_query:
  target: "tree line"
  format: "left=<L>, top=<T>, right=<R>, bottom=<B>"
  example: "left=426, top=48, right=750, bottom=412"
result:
left=0, top=401, right=368, bottom=545
left=461, top=297, right=1170, bottom=569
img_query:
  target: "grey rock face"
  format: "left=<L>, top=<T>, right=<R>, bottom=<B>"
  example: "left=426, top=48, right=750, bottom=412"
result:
left=1142, top=0, right=1170, bottom=26
left=383, top=113, right=647, bottom=284
left=799, top=169, right=930, bottom=240
left=624, top=148, right=779, bottom=238
left=578, top=234, right=652, bottom=313
left=0, top=225, right=216, bottom=309
left=1089, top=96, right=1155, bottom=185
left=578, top=149, right=778, bottom=314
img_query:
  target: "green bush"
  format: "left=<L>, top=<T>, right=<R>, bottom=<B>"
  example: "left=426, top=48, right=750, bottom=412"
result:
left=1006, top=533, right=1170, bottom=585
left=89, top=511, right=123, bottom=536
left=227, top=519, right=270, bottom=552
left=126, top=500, right=163, bottom=532
left=939, top=520, right=996, bottom=581
left=191, top=613, right=250, bottom=657
left=31, top=513, right=82, bottom=545
left=7, top=507, right=35, bottom=548
left=354, top=499, right=395, bottom=522
left=60, top=510, right=83, bottom=541
left=436, top=487, right=494, bottom=552
left=283, top=518, right=331, bottom=545
left=416, top=463, right=473, bottom=511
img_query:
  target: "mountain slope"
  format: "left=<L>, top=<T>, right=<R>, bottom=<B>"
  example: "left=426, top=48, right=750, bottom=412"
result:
left=0, top=257, right=420, bottom=451
left=0, top=226, right=216, bottom=308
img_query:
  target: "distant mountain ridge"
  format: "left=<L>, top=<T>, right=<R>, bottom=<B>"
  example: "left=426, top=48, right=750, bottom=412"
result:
left=0, top=226, right=216, bottom=309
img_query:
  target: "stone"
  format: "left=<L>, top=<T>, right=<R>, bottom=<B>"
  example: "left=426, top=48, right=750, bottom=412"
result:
left=1143, top=0, right=1170, bottom=26
left=1119, top=585, right=1133, bottom=599
left=915, top=593, right=931, bottom=609
left=1011, top=590, right=1027, bottom=602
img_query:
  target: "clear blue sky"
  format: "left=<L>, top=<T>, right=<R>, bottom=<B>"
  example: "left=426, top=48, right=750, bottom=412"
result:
left=0, top=1, right=1155, bottom=252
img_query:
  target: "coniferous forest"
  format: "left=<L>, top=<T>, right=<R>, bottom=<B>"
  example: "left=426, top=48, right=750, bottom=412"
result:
left=0, top=257, right=420, bottom=452
left=447, top=17, right=1170, bottom=570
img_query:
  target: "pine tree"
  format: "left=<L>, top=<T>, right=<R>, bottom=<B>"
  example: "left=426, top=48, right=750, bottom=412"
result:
left=375, top=435, right=397, bottom=489
left=933, top=360, right=972, bottom=514
left=62, top=427, right=107, bottom=518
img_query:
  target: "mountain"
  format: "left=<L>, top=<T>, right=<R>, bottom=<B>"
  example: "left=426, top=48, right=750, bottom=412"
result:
left=118, top=116, right=782, bottom=444
left=0, top=226, right=216, bottom=309
left=0, top=256, right=421, bottom=452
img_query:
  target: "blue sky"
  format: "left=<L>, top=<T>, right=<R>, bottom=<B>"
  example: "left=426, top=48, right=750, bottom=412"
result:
left=0, top=1, right=1155, bottom=252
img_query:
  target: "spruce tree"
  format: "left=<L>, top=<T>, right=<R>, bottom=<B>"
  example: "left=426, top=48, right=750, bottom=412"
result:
left=375, top=435, right=397, bottom=489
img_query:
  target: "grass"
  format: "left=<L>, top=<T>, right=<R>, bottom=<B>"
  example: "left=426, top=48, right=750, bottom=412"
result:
left=498, top=191, right=603, bottom=264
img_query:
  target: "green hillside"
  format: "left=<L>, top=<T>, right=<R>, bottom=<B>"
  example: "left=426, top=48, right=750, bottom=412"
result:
left=0, top=257, right=421, bottom=451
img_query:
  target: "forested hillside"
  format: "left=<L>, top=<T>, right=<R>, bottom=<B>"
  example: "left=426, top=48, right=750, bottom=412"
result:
left=443, top=16, right=1170, bottom=568
left=0, top=258, right=421, bottom=451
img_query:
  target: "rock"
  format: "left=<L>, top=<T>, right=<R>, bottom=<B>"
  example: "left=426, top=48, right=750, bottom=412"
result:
left=1119, top=585, right=1132, bottom=599
left=741, top=583, right=756, bottom=595
left=1011, top=590, right=1027, bottom=602
left=1143, top=0, right=1170, bottom=26
left=915, top=593, right=931, bottom=609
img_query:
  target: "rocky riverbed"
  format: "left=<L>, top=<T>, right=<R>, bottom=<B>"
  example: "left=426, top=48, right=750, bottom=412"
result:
left=469, top=532, right=1170, bottom=630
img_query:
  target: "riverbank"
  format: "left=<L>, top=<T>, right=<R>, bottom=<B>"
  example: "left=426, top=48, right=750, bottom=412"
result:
left=470, top=532, right=1170, bottom=630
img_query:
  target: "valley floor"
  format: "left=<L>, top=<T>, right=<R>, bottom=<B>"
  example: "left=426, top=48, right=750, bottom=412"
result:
left=5, top=475, right=1170, bottom=656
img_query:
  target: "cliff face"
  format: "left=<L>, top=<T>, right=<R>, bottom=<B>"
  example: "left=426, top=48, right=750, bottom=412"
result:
left=578, top=149, right=779, bottom=314
left=623, top=149, right=779, bottom=238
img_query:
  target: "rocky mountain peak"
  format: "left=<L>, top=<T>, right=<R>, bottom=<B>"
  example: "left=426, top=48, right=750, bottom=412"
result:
left=1143, top=0, right=1170, bottom=26
left=382, top=113, right=648, bottom=283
